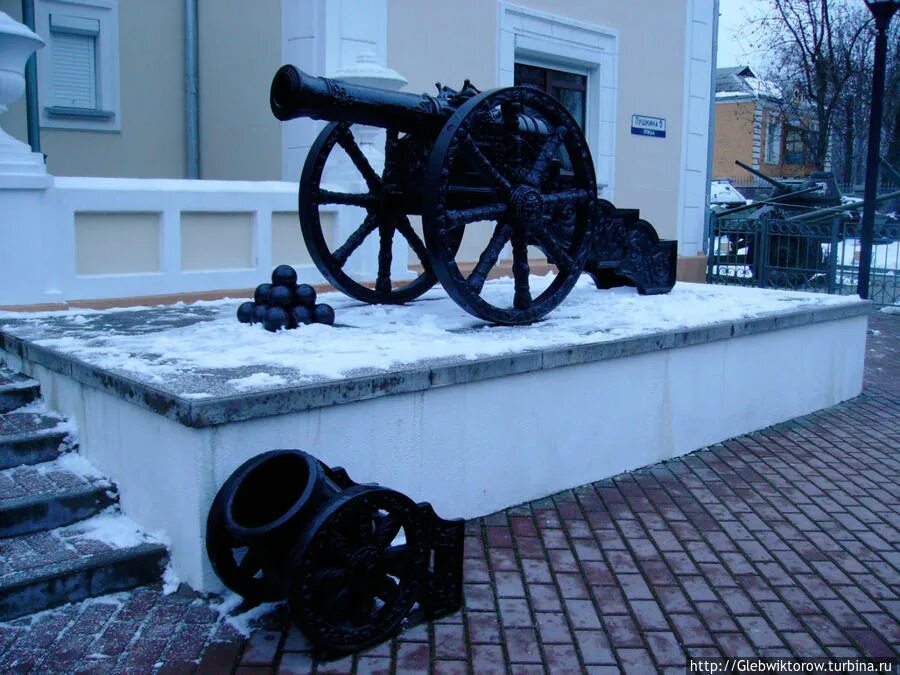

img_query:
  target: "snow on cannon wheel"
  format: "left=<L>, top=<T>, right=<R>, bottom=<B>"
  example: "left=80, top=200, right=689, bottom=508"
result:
left=206, top=449, right=465, bottom=654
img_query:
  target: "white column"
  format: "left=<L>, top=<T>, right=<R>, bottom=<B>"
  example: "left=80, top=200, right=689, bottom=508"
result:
left=281, top=1, right=414, bottom=281
left=676, top=0, right=715, bottom=257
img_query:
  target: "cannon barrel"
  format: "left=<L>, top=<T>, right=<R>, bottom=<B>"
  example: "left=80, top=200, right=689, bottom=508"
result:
left=716, top=185, right=822, bottom=217
left=270, top=65, right=552, bottom=136
left=735, top=160, right=792, bottom=193
left=784, top=189, right=900, bottom=222
left=271, top=65, right=450, bottom=131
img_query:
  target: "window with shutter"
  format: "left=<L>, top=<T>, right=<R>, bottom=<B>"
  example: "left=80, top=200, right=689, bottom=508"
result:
left=36, top=0, right=120, bottom=131
left=50, top=26, right=98, bottom=109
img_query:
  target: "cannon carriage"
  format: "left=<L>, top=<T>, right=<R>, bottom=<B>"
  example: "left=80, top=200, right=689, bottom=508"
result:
left=270, top=65, right=676, bottom=325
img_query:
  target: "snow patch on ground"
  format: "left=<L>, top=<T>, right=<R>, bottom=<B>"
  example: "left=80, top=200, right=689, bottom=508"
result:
left=57, top=509, right=158, bottom=548
left=0, top=592, right=128, bottom=629
left=31, top=452, right=110, bottom=484
left=162, top=564, right=180, bottom=595
left=10, top=398, right=62, bottom=417
left=881, top=305, right=900, bottom=315
left=214, top=593, right=283, bottom=637
left=12, top=399, right=80, bottom=445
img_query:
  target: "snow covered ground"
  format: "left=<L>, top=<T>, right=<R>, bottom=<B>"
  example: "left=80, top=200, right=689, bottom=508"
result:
left=0, top=278, right=863, bottom=399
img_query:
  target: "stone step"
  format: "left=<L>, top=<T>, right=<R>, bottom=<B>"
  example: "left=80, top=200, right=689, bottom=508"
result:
left=0, top=513, right=169, bottom=621
left=0, top=456, right=117, bottom=538
left=0, top=412, right=69, bottom=470
left=0, top=369, right=40, bottom=414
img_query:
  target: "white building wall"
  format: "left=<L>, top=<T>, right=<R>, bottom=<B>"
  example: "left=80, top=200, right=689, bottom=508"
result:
left=677, top=0, right=716, bottom=256
left=0, top=0, right=187, bottom=178
left=383, top=0, right=702, bottom=243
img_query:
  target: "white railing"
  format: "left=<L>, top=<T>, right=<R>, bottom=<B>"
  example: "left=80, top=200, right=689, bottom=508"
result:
left=48, top=177, right=324, bottom=303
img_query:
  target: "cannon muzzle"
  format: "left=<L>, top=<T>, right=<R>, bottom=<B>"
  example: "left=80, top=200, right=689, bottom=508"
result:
left=271, top=64, right=447, bottom=131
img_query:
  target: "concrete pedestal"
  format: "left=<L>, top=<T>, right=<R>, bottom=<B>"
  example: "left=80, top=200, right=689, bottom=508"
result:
left=0, top=283, right=869, bottom=590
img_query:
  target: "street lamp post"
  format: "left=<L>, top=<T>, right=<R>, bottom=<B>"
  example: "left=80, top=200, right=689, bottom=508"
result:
left=858, top=0, right=900, bottom=299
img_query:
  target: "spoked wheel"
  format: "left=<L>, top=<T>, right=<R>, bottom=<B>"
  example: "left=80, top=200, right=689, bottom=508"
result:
left=423, top=87, right=597, bottom=325
left=300, top=122, right=437, bottom=304
left=284, top=485, right=426, bottom=653
left=205, top=452, right=282, bottom=603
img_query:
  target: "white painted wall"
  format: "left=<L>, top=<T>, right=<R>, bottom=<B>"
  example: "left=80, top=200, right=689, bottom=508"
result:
left=2, top=313, right=866, bottom=590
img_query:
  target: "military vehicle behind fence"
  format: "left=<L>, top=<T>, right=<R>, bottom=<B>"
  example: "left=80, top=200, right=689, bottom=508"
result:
left=711, top=161, right=900, bottom=285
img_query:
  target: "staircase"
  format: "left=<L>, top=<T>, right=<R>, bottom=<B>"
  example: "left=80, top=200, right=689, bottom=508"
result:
left=0, top=365, right=168, bottom=621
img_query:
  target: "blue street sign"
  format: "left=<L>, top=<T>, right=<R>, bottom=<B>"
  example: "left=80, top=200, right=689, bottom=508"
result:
left=631, top=114, right=666, bottom=138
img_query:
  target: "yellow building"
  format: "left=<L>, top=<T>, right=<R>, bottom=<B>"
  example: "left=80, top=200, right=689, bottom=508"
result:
left=713, top=66, right=820, bottom=184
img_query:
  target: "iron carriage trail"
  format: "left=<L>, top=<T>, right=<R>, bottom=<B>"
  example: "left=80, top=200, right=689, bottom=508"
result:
left=270, top=65, right=676, bottom=325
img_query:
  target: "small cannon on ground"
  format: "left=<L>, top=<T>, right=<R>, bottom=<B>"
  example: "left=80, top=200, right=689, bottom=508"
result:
left=270, top=65, right=676, bottom=325
left=206, top=450, right=463, bottom=654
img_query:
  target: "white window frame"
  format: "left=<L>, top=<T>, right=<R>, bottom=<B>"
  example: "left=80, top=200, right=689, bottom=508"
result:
left=764, top=115, right=782, bottom=165
left=34, top=0, right=120, bottom=132
left=496, top=2, right=618, bottom=199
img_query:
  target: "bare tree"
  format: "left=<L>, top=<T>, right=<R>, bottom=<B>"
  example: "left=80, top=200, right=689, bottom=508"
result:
left=745, top=0, right=872, bottom=175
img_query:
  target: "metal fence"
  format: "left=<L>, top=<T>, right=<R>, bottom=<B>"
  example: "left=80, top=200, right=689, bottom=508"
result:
left=707, top=213, right=900, bottom=306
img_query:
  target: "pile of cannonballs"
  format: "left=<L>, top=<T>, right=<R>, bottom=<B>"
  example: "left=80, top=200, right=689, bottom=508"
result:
left=237, top=265, right=335, bottom=332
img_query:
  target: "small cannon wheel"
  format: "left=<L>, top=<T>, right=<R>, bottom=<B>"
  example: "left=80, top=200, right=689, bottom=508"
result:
left=284, top=485, right=426, bottom=653
left=300, top=122, right=438, bottom=304
left=205, top=452, right=283, bottom=603
left=423, top=87, right=596, bottom=324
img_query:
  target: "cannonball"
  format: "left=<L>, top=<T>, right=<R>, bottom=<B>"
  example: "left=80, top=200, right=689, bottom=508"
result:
left=253, top=304, right=268, bottom=324
left=263, top=306, right=289, bottom=332
left=268, top=285, right=294, bottom=309
left=291, top=305, right=313, bottom=326
left=294, top=284, right=316, bottom=308
left=236, top=301, right=256, bottom=324
left=254, top=283, right=272, bottom=305
left=271, top=264, right=298, bottom=288
left=313, top=303, right=335, bottom=326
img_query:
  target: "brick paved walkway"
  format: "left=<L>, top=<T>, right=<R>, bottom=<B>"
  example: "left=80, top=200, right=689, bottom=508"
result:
left=1, top=312, right=897, bottom=673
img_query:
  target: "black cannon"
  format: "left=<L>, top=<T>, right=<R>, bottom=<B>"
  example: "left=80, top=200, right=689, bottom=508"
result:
left=206, top=450, right=463, bottom=654
left=270, top=66, right=676, bottom=325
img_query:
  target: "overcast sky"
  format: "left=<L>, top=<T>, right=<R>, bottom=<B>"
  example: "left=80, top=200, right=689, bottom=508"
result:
left=717, top=0, right=766, bottom=71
